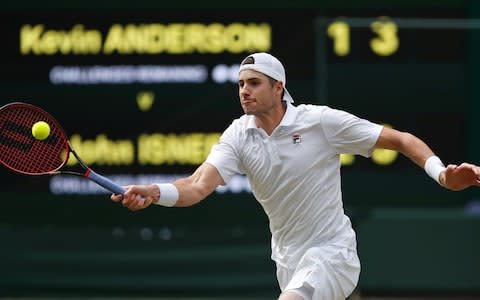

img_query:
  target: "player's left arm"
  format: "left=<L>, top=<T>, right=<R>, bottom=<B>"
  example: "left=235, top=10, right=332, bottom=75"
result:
left=375, top=126, right=480, bottom=191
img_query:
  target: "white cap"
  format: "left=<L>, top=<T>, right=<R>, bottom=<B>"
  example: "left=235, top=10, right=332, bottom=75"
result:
left=238, top=52, right=294, bottom=103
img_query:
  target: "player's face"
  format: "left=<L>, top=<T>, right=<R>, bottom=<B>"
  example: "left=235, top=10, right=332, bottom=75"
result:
left=238, top=70, right=283, bottom=116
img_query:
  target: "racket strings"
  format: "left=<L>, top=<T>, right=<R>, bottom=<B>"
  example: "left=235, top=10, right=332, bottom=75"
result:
left=0, top=104, right=68, bottom=174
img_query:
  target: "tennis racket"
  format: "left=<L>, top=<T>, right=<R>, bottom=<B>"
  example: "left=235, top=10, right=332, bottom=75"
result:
left=0, top=102, right=125, bottom=195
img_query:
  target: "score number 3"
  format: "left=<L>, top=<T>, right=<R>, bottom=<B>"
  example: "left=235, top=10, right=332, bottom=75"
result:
left=327, top=18, right=399, bottom=56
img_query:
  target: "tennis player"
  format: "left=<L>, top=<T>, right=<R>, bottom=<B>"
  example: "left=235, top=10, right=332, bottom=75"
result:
left=112, top=52, right=480, bottom=300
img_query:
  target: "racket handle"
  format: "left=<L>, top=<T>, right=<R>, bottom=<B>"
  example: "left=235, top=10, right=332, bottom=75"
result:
left=85, top=169, right=125, bottom=195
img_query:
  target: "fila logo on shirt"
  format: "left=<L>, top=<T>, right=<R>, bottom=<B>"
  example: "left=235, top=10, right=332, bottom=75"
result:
left=292, top=133, right=302, bottom=144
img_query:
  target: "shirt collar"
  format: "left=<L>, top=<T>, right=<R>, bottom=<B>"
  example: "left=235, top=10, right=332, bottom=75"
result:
left=279, top=100, right=298, bottom=127
left=246, top=101, right=298, bottom=131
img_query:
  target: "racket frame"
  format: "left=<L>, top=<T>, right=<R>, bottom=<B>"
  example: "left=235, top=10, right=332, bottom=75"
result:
left=0, top=102, right=125, bottom=195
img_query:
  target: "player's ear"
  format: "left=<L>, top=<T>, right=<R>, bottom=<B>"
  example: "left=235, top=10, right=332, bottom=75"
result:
left=276, top=81, right=285, bottom=98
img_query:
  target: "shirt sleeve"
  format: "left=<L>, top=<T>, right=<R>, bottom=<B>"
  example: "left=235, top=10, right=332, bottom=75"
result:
left=205, top=122, right=243, bottom=185
left=321, top=107, right=383, bottom=157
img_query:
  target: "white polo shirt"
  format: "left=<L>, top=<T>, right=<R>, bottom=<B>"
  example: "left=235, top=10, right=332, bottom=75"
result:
left=206, top=102, right=383, bottom=268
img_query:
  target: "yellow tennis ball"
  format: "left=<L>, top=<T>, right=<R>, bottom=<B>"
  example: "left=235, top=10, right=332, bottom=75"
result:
left=32, top=121, right=51, bottom=140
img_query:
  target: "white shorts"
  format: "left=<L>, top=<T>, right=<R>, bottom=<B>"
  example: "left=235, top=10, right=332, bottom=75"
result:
left=277, top=245, right=360, bottom=300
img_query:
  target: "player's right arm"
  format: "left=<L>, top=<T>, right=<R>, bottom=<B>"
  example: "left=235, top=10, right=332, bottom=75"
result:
left=172, top=162, right=225, bottom=206
left=111, top=162, right=224, bottom=211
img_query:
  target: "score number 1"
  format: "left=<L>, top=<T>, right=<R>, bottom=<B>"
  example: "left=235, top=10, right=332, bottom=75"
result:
left=327, top=18, right=399, bottom=56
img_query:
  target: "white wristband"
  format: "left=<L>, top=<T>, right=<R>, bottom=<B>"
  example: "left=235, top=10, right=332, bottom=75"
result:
left=154, top=183, right=179, bottom=207
left=424, top=156, right=446, bottom=185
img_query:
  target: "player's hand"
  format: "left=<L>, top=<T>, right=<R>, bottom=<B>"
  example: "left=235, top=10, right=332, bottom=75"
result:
left=110, top=184, right=160, bottom=211
left=440, top=163, right=480, bottom=191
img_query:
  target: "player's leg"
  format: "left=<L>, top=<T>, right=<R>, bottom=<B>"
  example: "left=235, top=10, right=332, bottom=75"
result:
left=278, top=290, right=306, bottom=300
left=277, top=262, right=314, bottom=300
left=278, top=283, right=314, bottom=300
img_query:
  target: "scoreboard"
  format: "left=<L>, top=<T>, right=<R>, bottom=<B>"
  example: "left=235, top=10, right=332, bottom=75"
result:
left=1, top=14, right=276, bottom=195
left=315, top=16, right=478, bottom=210
left=0, top=11, right=318, bottom=232
left=0, top=11, right=477, bottom=221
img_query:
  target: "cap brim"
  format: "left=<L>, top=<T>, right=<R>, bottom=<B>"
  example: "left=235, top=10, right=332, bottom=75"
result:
left=283, top=88, right=294, bottom=103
